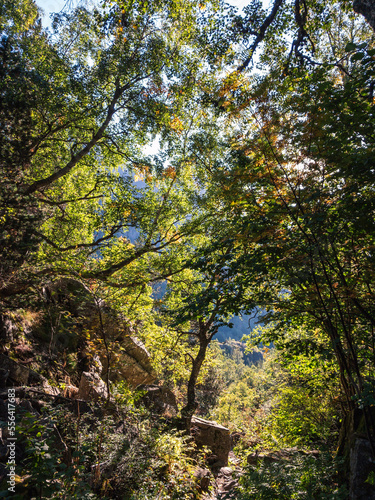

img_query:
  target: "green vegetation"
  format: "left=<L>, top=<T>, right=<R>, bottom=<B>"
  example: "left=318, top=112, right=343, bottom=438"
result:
left=2, top=0, right=375, bottom=497
left=238, top=453, right=348, bottom=500
left=12, top=397, right=207, bottom=499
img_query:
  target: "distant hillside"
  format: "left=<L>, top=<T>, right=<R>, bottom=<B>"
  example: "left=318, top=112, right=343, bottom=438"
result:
left=215, top=311, right=261, bottom=342
left=219, top=338, right=264, bottom=366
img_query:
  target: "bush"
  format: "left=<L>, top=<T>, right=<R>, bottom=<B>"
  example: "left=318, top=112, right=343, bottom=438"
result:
left=14, top=406, right=99, bottom=499
left=268, top=386, right=336, bottom=447
left=9, top=396, right=206, bottom=500
left=238, top=452, right=347, bottom=500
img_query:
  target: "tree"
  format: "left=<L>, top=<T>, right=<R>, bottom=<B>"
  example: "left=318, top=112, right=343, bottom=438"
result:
left=0, top=0, right=227, bottom=311
left=194, top=0, right=375, bottom=464
left=221, top=0, right=375, bottom=71
left=5, top=0, right=375, bottom=455
left=0, top=0, right=48, bottom=298
left=162, top=237, right=256, bottom=429
left=354, top=0, right=375, bottom=32
left=2, top=1, right=250, bottom=435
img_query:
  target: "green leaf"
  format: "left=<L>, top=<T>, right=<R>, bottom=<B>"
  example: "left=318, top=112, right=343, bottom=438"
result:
left=345, top=42, right=357, bottom=52
left=351, top=52, right=365, bottom=61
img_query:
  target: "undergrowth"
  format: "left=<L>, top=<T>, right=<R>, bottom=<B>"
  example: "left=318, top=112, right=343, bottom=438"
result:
left=237, top=453, right=347, bottom=500
left=1, top=393, right=207, bottom=500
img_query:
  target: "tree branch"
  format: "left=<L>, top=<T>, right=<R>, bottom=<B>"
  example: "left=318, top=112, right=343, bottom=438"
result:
left=237, top=0, right=284, bottom=72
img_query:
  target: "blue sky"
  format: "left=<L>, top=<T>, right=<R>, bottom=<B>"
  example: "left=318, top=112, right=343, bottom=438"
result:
left=36, top=0, right=250, bottom=26
left=37, top=0, right=66, bottom=18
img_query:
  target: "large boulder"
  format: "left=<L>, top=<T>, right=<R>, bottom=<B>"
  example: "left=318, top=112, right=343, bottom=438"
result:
left=138, top=384, right=177, bottom=416
left=191, top=417, right=231, bottom=466
left=28, top=370, right=60, bottom=396
left=106, top=336, right=156, bottom=387
left=77, top=356, right=108, bottom=401
left=42, top=278, right=96, bottom=317
left=77, top=371, right=108, bottom=402
left=23, top=278, right=157, bottom=389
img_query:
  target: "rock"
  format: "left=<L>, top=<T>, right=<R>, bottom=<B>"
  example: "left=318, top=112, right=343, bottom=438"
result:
left=349, top=437, right=375, bottom=500
left=204, top=464, right=241, bottom=500
left=28, top=370, right=60, bottom=396
left=41, top=379, right=60, bottom=396
left=221, top=478, right=238, bottom=492
left=90, top=355, right=102, bottom=375
left=194, top=467, right=211, bottom=491
left=42, top=279, right=156, bottom=388
left=105, top=336, right=156, bottom=387
left=247, top=451, right=280, bottom=465
left=43, top=278, right=96, bottom=317
left=138, top=385, right=177, bottom=416
left=62, top=384, right=79, bottom=398
left=191, top=417, right=231, bottom=466
left=228, top=450, right=242, bottom=466
left=219, top=467, right=233, bottom=476
left=111, top=351, right=155, bottom=387
left=78, top=371, right=108, bottom=402
left=0, top=354, right=29, bottom=385
left=299, top=448, right=319, bottom=457
left=122, top=336, right=152, bottom=371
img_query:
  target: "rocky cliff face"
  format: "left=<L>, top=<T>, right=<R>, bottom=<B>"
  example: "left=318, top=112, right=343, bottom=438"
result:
left=0, top=278, right=156, bottom=393
left=102, top=335, right=156, bottom=388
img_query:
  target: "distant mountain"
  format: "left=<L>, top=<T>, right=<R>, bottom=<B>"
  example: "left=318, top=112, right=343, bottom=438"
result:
left=219, top=338, right=264, bottom=366
left=215, top=311, right=261, bottom=342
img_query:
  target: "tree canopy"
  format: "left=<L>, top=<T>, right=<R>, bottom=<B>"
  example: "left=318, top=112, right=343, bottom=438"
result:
left=2, top=0, right=375, bottom=489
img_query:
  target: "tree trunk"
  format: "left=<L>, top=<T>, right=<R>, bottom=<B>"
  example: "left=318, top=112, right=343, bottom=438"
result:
left=181, top=336, right=209, bottom=432
left=353, top=0, right=375, bottom=32
left=337, top=408, right=375, bottom=499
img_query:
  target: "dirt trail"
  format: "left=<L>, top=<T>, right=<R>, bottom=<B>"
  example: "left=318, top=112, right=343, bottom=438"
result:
left=203, top=452, right=243, bottom=500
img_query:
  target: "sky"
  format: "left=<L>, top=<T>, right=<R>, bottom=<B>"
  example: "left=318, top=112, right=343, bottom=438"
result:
left=37, top=0, right=66, bottom=19
left=36, top=0, right=250, bottom=25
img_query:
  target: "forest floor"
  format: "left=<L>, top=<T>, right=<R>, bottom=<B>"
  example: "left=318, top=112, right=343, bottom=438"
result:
left=203, top=452, right=243, bottom=500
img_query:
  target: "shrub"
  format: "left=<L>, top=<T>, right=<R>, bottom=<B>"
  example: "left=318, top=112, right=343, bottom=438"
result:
left=238, top=452, right=347, bottom=500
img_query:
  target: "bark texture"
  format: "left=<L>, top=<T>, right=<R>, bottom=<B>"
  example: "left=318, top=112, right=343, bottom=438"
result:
left=353, top=0, right=375, bottom=32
